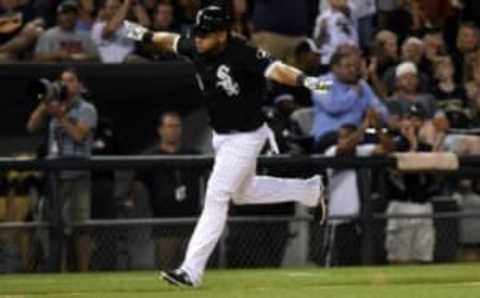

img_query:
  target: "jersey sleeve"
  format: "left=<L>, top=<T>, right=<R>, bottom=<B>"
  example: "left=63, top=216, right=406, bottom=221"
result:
left=175, top=34, right=196, bottom=58
left=242, top=44, right=277, bottom=77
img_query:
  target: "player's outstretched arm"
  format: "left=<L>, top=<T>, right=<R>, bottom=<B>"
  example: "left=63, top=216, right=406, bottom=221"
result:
left=122, top=21, right=180, bottom=52
left=266, top=62, right=332, bottom=93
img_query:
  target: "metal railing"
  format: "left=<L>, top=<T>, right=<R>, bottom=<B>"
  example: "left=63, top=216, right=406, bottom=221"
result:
left=1, top=155, right=480, bottom=273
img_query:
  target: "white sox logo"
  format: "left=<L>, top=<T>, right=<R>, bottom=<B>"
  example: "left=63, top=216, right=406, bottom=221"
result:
left=216, top=65, right=239, bottom=97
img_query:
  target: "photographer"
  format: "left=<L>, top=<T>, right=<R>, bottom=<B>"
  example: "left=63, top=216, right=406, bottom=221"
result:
left=26, top=68, right=98, bottom=272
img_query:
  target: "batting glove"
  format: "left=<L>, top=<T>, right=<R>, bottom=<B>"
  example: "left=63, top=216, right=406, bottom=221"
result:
left=302, top=76, right=333, bottom=94
left=122, top=21, right=153, bottom=44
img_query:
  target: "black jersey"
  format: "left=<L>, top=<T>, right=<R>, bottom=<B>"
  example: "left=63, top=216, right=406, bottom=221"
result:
left=176, top=35, right=276, bottom=132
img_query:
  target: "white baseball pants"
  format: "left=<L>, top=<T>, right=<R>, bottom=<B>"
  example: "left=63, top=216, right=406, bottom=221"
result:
left=180, top=124, right=321, bottom=286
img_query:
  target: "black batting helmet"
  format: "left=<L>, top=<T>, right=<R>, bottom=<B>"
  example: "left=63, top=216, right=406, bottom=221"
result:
left=192, top=6, right=230, bottom=36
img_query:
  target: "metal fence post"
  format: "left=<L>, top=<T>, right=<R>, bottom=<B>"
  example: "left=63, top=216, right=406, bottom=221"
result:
left=47, top=171, right=64, bottom=272
left=358, top=168, right=375, bottom=265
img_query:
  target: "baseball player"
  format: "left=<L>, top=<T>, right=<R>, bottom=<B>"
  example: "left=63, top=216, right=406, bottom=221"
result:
left=123, top=6, right=328, bottom=288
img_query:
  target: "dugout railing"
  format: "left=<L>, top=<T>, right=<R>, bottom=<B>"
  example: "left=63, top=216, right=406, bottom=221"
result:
left=1, top=155, right=480, bottom=272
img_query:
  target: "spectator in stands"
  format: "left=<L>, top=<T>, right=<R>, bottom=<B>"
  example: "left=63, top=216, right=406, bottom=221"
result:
left=378, top=0, right=419, bottom=43
left=423, top=29, right=447, bottom=68
left=142, top=0, right=157, bottom=15
left=383, top=37, right=432, bottom=95
left=76, top=0, right=96, bottom=32
left=130, top=112, right=201, bottom=270
left=252, top=0, right=308, bottom=63
left=465, top=55, right=480, bottom=119
left=26, top=67, right=98, bottom=272
left=414, top=0, right=456, bottom=29
left=311, top=46, right=390, bottom=153
left=318, top=0, right=376, bottom=51
left=431, top=56, right=470, bottom=130
left=0, top=0, right=44, bottom=61
left=152, top=1, right=177, bottom=32
left=231, top=0, right=251, bottom=40
left=174, top=0, right=200, bottom=33
left=137, top=1, right=180, bottom=61
left=385, top=104, right=436, bottom=264
left=34, top=0, right=98, bottom=62
left=387, top=62, right=449, bottom=151
left=91, top=0, right=150, bottom=63
left=376, top=0, right=402, bottom=30
left=451, top=23, right=480, bottom=84
left=389, top=60, right=480, bottom=155
left=91, top=0, right=140, bottom=63
left=313, top=0, right=359, bottom=66
left=367, top=30, right=399, bottom=98
left=431, top=55, right=480, bottom=155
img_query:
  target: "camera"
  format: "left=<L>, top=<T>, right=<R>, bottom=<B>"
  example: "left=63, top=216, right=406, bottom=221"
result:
left=27, top=78, right=68, bottom=103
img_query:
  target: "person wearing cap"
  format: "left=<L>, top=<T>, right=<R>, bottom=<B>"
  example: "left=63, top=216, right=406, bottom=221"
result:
left=388, top=61, right=446, bottom=127
left=122, top=5, right=329, bottom=287
left=34, top=0, right=98, bottom=62
left=382, top=37, right=433, bottom=95
left=384, top=103, right=437, bottom=265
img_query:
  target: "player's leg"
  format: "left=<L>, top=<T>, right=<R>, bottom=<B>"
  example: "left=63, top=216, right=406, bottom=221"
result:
left=170, top=128, right=268, bottom=286
left=232, top=175, right=322, bottom=207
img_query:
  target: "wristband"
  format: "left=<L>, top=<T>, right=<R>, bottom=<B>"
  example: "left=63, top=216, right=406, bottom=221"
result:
left=142, top=31, right=154, bottom=44
left=296, top=73, right=306, bottom=87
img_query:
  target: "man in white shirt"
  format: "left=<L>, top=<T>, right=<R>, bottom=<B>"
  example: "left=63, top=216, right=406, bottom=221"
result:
left=91, top=0, right=150, bottom=63
left=318, top=0, right=376, bottom=49
left=313, top=0, right=359, bottom=65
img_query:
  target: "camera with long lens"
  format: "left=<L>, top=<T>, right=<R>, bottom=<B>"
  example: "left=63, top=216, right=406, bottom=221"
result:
left=27, top=78, right=68, bottom=103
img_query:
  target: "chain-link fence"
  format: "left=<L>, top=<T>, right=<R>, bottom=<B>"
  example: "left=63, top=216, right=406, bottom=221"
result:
left=2, top=209, right=480, bottom=273
left=1, top=155, right=480, bottom=273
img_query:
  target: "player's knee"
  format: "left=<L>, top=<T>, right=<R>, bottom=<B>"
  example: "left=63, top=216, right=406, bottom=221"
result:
left=231, top=193, right=248, bottom=205
left=205, top=187, right=232, bottom=203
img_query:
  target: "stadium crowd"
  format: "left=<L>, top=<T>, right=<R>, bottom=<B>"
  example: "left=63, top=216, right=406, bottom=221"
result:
left=2, top=0, right=480, bottom=273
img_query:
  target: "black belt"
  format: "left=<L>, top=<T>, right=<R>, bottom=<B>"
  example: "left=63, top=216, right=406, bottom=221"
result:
left=214, top=128, right=254, bottom=135
left=214, top=123, right=264, bottom=135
